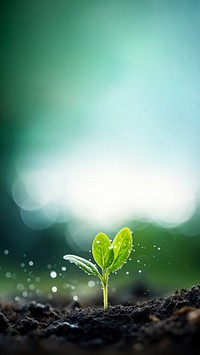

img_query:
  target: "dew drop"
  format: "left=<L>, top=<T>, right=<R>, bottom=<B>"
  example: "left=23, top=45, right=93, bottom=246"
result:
left=126, top=271, right=129, bottom=275
left=138, top=270, right=142, bottom=273
left=96, top=240, right=100, bottom=244
left=158, top=247, right=161, bottom=251
left=61, top=266, right=66, bottom=271
left=29, top=261, right=34, bottom=266
left=108, top=246, right=113, bottom=249
left=73, top=295, right=78, bottom=301
left=4, top=249, right=9, bottom=255
left=52, top=286, right=57, bottom=293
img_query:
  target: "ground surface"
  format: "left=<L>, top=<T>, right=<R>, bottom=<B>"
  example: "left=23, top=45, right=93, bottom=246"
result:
left=0, top=285, right=200, bottom=354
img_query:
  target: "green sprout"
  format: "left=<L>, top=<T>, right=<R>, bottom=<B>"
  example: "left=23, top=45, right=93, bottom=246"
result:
left=63, top=227, right=133, bottom=310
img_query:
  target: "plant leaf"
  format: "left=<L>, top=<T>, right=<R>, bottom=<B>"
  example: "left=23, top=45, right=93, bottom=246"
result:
left=63, top=254, right=101, bottom=277
left=92, top=232, right=114, bottom=269
left=108, top=227, right=132, bottom=273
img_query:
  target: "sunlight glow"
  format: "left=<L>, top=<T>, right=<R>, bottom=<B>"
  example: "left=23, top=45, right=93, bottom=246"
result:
left=12, top=160, right=196, bottom=230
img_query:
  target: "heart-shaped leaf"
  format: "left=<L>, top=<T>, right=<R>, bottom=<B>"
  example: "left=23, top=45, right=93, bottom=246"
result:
left=63, top=254, right=101, bottom=277
left=108, top=227, right=132, bottom=273
left=92, top=232, right=114, bottom=269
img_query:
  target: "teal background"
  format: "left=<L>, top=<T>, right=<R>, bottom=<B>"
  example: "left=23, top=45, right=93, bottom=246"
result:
left=0, top=0, right=200, bottom=302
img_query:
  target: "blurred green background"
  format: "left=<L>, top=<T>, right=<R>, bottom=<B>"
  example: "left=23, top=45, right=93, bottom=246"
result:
left=0, top=0, right=200, bottom=303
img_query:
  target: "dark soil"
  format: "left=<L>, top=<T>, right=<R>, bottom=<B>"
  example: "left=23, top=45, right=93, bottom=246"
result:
left=0, top=285, right=200, bottom=355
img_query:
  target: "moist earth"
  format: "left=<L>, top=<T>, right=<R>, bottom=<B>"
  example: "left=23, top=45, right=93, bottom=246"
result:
left=0, top=285, right=200, bottom=355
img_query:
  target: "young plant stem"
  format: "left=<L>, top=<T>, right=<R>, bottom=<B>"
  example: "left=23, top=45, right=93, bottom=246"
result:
left=102, top=271, right=109, bottom=310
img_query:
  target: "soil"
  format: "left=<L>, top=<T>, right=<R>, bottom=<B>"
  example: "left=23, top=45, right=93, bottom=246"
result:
left=0, top=284, right=200, bottom=355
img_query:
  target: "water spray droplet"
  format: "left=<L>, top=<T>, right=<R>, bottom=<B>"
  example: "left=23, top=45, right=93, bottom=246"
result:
left=17, top=283, right=24, bottom=291
left=5, top=272, right=12, bottom=278
left=88, top=280, right=95, bottom=287
left=50, top=271, right=57, bottom=279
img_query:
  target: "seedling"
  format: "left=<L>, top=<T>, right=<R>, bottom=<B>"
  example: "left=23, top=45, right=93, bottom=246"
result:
left=63, top=227, right=133, bottom=310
